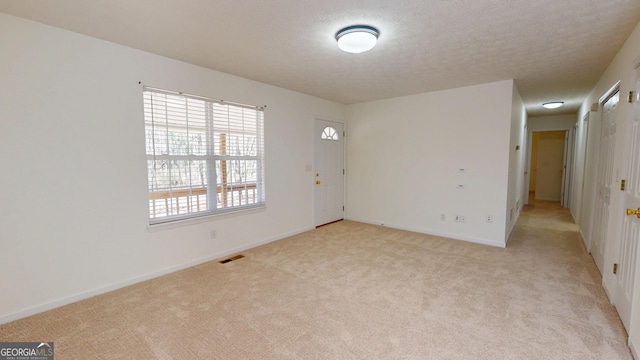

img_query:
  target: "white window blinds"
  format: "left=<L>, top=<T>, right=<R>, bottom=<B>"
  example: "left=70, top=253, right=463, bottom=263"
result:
left=143, top=87, right=265, bottom=224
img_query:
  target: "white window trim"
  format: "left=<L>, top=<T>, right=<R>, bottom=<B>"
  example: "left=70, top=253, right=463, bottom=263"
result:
left=143, top=86, right=266, bottom=226
left=147, top=204, right=267, bottom=232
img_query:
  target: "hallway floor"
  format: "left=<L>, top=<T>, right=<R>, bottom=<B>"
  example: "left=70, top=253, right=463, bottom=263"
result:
left=508, top=199, right=632, bottom=358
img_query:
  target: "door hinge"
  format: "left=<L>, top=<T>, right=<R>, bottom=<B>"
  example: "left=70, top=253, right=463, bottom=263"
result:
left=629, top=91, right=635, bottom=103
left=343, top=169, right=345, bottom=175
left=342, top=206, right=344, bottom=211
left=613, top=263, right=618, bottom=274
left=621, top=179, right=626, bottom=191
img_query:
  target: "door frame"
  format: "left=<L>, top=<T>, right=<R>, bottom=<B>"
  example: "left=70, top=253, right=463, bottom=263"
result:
left=312, top=117, right=346, bottom=227
left=561, top=128, right=576, bottom=207
left=627, top=55, right=640, bottom=360
left=525, top=128, right=574, bottom=205
left=606, top=60, right=640, bottom=334
left=591, top=81, right=621, bottom=292
left=573, top=112, right=590, bottom=227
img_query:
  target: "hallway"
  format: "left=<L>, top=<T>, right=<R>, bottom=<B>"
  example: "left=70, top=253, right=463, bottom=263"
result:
left=508, top=199, right=631, bottom=358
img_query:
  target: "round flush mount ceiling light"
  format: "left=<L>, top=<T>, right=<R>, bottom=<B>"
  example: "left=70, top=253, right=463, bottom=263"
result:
left=335, top=25, right=379, bottom=53
left=542, top=101, right=564, bottom=109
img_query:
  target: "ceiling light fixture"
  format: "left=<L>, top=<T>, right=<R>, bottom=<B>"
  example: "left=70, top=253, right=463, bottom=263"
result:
left=542, top=101, right=564, bottom=109
left=335, top=25, right=379, bottom=54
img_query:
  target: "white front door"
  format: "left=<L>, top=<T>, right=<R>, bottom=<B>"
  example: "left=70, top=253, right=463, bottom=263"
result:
left=612, top=70, right=640, bottom=331
left=314, top=119, right=344, bottom=226
left=592, top=89, right=620, bottom=273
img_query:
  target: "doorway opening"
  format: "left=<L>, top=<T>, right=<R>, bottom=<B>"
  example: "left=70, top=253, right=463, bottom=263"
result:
left=529, top=130, right=571, bottom=206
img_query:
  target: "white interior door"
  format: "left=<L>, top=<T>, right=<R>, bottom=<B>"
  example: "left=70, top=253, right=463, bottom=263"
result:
left=592, top=90, right=620, bottom=274
left=314, top=120, right=344, bottom=226
left=613, top=72, right=640, bottom=332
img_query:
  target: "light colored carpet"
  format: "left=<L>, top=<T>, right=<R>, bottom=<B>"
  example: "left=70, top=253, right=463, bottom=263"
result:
left=0, top=201, right=633, bottom=359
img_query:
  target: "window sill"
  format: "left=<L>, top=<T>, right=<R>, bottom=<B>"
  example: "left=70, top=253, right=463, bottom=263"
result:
left=147, top=205, right=266, bottom=233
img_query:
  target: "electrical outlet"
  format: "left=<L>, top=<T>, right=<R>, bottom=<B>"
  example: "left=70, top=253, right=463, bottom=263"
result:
left=210, top=229, right=217, bottom=239
left=454, top=215, right=466, bottom=223
left=486, top=215, right=493, bottom=223
left=440, top=214, right=446, bottom=221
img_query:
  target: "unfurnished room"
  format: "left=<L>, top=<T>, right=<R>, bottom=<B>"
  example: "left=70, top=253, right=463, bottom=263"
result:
left=2, top=1, right=640, bottom=359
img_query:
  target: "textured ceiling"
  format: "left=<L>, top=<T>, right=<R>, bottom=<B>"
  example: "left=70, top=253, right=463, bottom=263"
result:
left=2, top=0, right=640, bottom=116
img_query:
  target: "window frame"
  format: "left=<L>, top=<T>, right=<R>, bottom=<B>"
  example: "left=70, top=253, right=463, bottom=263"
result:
left=143, top=87, right=266, bottom=228
left=321, top=126, right=339, bottom=141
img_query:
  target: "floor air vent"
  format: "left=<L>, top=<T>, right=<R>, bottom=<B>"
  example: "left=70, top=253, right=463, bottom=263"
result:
left=219, top=254, right=245, bottom=264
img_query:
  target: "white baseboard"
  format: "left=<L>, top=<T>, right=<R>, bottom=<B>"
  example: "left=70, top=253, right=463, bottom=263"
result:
left=505, top=211, right=520, bottom=244
left=534, top=196, right=561, bottom=201
left=570, top=209, right=579, bottom=225
left=579, top=228, right=590, bottom=253
left=345, top=217, right=506, bottom=248
left=0, top=227, right=312, bottom=325
left=630, top=338, right=638, bottom=360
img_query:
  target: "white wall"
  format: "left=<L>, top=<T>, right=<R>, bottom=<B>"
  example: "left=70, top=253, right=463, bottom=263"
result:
left=506, top=83, right=527, bottom=239
left=345, top=80, right=514, bottom=247
left=0, top=13, right=346, bottom=323
left=528, top=115, right=576, bottom=131
left=576, top=20, right=640, bottom=354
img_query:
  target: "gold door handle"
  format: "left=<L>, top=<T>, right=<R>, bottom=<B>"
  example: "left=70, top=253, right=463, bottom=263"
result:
left=316, top=173, right=319, bottom=177
left=627, top=208, right=640, bottom=218
left=316, top=180, right=321, bottom=185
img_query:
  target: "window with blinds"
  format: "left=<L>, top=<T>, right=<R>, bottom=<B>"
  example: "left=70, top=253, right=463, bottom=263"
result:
left=143, top=87, right=265, bottom=224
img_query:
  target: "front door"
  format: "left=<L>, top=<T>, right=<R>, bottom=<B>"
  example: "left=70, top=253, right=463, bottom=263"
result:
left=592, top=89, right=620, bottom=273
left=314, top=119, right=344, bottom=226
left=612, top=69, right=640, bottom=331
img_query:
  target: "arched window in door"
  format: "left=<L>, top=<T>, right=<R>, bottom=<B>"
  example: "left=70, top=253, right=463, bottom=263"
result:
left=321, top=126, right=339, bottom=141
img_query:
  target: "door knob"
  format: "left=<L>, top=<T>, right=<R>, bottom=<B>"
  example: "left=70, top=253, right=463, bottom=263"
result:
left=627, top=208, right=640, bottom=218
left=316, top=180, right=321, bottom=185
